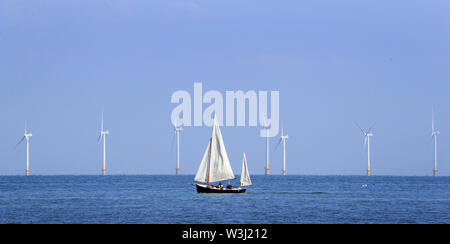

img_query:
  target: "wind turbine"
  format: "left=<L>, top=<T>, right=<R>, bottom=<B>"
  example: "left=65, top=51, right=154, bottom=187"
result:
left=174, top=125, right=183, bottom=175
left=356, top=123, right=375, bottom=176
left=275, top=128, right=289, bottom=175
left=431, top=110, right=440, bottom=177
left=262, top=122, right=271, bottom=175
left=16, top=121, right=33, bottom=176
left=98, top=113, right=109, bottom=176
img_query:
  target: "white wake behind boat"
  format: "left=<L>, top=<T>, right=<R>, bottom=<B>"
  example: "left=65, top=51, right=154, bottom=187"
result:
left=194, top=115, right=252, bottom=193
left=240, top=153, right=252, bottom=187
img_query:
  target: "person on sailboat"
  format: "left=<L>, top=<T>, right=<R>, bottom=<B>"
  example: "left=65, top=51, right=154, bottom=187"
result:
left=227, top=182, right=232, bottom=189
left=194, top=114, right=247, bottom=193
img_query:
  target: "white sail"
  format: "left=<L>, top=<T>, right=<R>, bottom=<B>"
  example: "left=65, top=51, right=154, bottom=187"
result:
left=240, top=153, right=252, bottom=186
left=194, top=115, right=235, bottom=183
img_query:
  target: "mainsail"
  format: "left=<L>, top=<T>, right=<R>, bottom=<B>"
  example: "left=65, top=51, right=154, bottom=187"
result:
left=240, top=153, right=252, bottom=186
left=194, top=115, right=235, bottom=183
left=194, top=139, right=211, bottom=183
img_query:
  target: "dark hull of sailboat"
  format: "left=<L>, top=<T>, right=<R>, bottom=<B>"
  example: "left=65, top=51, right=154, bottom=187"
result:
left=196, top=184, right=246, bottom=194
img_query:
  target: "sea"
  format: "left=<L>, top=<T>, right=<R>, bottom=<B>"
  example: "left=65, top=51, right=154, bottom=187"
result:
left=0, top=175, right=449, bottom=224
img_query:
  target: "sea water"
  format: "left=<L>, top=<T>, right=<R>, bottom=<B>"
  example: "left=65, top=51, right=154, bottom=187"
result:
left=0, top=175, right=449, bottom=224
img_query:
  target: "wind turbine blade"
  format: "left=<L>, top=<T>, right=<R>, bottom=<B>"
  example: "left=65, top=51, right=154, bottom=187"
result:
left=364, top=135, right=368, bottom=145
left=368, top=123, right=376, bottom=133
left=15, top=136, right=26, bottom=149
left=355, top=122, right=365, bottom=135
left=273, top=138, right=282, bottom=152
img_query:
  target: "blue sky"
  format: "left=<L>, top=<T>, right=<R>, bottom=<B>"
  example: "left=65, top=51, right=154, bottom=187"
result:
left=1, top=0, right=450, bottom=175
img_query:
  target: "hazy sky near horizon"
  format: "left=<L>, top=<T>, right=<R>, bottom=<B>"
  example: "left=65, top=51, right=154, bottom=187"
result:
left=1, top=0, right=450, bottom=176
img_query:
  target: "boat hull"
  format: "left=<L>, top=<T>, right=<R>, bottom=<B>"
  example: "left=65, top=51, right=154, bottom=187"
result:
left=196, top=184, right=246, bottom=194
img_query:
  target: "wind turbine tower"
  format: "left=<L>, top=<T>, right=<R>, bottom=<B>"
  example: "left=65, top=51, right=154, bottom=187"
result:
left=262, top=123, right=271, bottom=175
left=279, top=128, right=289, bottom=175
left=99, top=114, right=109, bottom=176
left=432, top=110, right=440, bottom=177
left=16, top=121, right=33, bottom=176
left=174, top=126, right=183, bottom=175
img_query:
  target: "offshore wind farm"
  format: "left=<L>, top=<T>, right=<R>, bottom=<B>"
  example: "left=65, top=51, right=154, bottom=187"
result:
left=15, top=122, right=33, bottom=176
left=2, top=7, right=449, bottom=178
left=432, top=110, right=440, bottom=177
left=98, top=113, right=109, bottom=176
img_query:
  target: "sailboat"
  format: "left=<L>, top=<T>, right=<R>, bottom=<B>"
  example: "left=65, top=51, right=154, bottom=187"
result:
left=195, top=115, right=252, bottom=193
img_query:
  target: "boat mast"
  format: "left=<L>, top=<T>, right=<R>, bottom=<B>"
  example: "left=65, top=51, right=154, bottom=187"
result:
left=207, top=137, right=212, bottom=186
